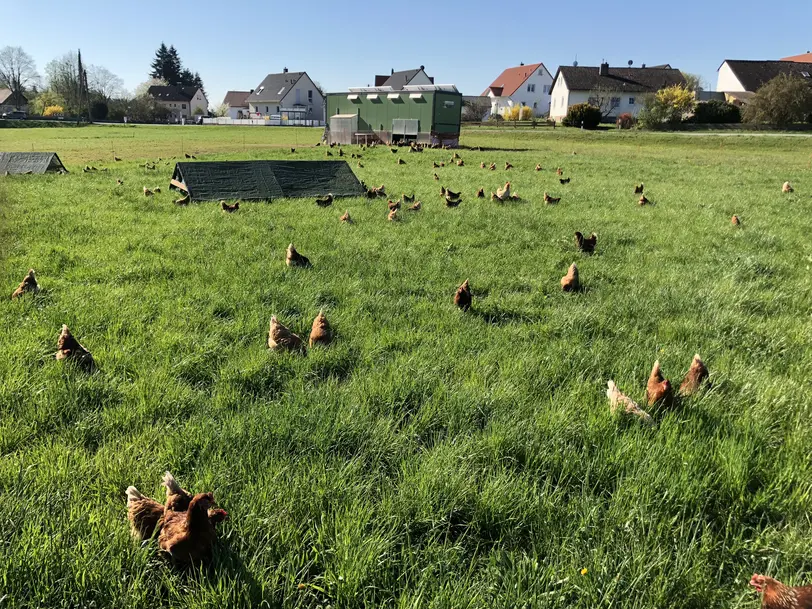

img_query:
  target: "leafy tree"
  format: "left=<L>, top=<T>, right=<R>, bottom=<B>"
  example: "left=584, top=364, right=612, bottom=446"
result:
left=562, top=103, right=602, bottom=129
left=743, top=74, right=812, bottom=126
left=681, top=72, right=705, bottom=93
left=31, top=90, right=67, bottom=115
left=213, top=103, right=229, bottom=117
left=0, top=46, right=40, bottom=107
left=637, top=85, right=695, bottom=129
left=91, top=101, right=108, bottom=120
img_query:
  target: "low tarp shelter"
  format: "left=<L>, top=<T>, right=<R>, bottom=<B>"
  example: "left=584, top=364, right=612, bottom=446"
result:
left=0, top=152, right=67, bottom=175
left=170, top=160, right=365, bottom=202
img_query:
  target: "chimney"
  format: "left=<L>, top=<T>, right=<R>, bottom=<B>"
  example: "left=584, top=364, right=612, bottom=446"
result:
left=283, top=67, right=288, bottom=73
left=641, top=63, right=646, bottom=68
left=391, top=68, right=394, bottom=75
left=520, top=62, right=524, bottom=66
left=420, top=65, right=424, bottom=71
left=250, top=89, right=254, bottom=94
left=599, top=62, right=609, bottom=76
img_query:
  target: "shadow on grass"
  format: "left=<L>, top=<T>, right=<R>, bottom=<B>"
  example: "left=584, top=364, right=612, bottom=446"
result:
left=470, top=305, right=543, bottom=326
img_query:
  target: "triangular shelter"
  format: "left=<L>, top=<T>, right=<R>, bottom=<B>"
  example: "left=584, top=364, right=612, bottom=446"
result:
left=0, top=152, right=67, bottom=175
left=170, top=160, right=365, bottom=202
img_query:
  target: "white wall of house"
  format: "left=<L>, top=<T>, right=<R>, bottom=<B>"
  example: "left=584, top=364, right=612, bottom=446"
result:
left=226, top=105, right=249, bottom=119
left=156, top=89, right=208, bottom=120
left=549, top=72, right=571, bottom=120
left=280, top=73, right=324, bottom=121
left=550, top=75, right=645, bottom=121
left=488, top=66, right=553, bottom=117
left=716, top=62, right=746, bottom=92
left=190, top=90, right=208, bottom=116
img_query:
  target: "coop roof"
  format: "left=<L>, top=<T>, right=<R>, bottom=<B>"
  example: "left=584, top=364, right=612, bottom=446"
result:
left=169, top=160, right=365, bottom=202
left=551, top=66, right=686, bottom=94
left=720, top=59, right=812, bottom=92
left=0, top=152, right=67, bottom=175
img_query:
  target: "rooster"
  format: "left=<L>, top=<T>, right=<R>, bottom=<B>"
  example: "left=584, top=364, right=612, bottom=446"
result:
left=174, top=195, right=190, bottom=206
left=476, top=188, right=484, bottom=198
left=390, top=148, right=398, bottom=154
left=750, top=574, right=812, bottom=609
left=406, top=201, right=422, bottom=211
left=560, top=263, right=579, bottom=292
left=309, top=311, right=332, bottom=347
left=338, top=148, right=344, bottom=157
left=388, top=208, right=399, bottom=221
left=634, top=183, right=644, bottom=194
left=560, top=177, right=571, bottom=184
left=11, top=269, right=39, bottom=299
left=286, top=244, right=312, bottom=268
left=782, top=181, right=793, bottom=193
left=268, top=315, right=304, bottom=351
left=606, top=380, right=654, bottom=426
left=315, top=193, right=333, bottom=207
left=638, top=195, right=650, bottom=205
left=454, top=279, right=472, bottom=311
left=574, top=232, right=597, bottom=254
left=55, top=324, right=96, bottom=372
left=433, top=172, right=440, bottom=180
left=445, top=195, right=462, bottom=207
left=544, top=192, right=561, bottom=204
left=646, top=361, right=673, bottom=407
left=535, top=164, right=542, bottom=171
left=504, top=161, right=513, bottom=170
left=679, top=354, right=709, bottom=396
left=340, top=210, right=352, bottom=223
left=731, top=215, right=741, bottom=226
left=221, top=201, right=239, bottom=213
left=158, top=493, right=221, bottom=566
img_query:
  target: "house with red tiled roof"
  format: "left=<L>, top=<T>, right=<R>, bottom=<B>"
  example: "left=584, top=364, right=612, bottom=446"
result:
left=782, top=52, right=812, bottom=63
left=481, top=62, right=553, bottom=117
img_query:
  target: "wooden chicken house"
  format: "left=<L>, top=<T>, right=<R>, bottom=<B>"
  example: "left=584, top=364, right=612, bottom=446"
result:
left=326, top=84, right=463, bottom=147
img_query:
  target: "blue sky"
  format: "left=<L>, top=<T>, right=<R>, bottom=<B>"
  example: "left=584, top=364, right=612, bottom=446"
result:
left=2, top=0, right=810, bottom=107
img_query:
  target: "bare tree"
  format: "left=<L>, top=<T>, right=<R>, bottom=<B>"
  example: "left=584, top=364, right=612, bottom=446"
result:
left=45, top=51, right=81, bottom=112
left=88, top=65, right=124, bottom=100
left=462, top=97, right=490, bottom=122
left=587, top=84, right=621, bottom=120
left=681, top=72, right=705, bottom=93
left=0, top=46, right=40, bottom=107
left=134, top=77, right=168, bottom=99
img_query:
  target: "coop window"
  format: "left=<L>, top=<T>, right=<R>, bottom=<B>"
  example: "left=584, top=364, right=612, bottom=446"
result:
left=347, top=94, right=360, bottom=102
left=443, top=101, right=455, bottom=107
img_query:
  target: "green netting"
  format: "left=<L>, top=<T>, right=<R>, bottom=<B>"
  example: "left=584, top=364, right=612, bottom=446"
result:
left=0, top=152, right=67, bottom=175
left=171, top=160, right=365, bottom=202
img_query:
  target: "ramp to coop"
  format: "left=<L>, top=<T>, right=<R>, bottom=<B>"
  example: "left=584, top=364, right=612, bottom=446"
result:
left=170, top=160, right=365, bottom=202
left=0, top=152, right=67, bottom=175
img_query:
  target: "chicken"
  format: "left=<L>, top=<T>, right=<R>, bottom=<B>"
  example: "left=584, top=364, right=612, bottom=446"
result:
left=174, top=195, right=190, bottom=206
left=153, top=187, right=161, bottom=194
left=290, top=148, right=296, bottom=153
left=340, top=210, right=352, bottom=223
left=184, top=153, right=196, bottom=159
left=509, top=193, right=521, bottom=201
left=221, top=201, right=239, bottom=213
left=574, top=231, right=597, bottom=253
left=439, top=162, right=445, bottom=167
left=645, top=360, right=673, bottom=407
left=679, top=353, right=709, bottom=396
left=286, top=243, right=312, bottom=268
left=325, top=151, right=333, bottom=157
left=329, top=142, right=336, bottom=148
left=556, top=167, right=563, bottom=176
left=268, top=315, right=304, bottom=351
left=480, top=162, right=486, bottom=169
left=638, top=195, right=650, bottom=205
left=358, top=162, right=364, bottom=168
left=114, top=156, right=122, bottom=162
left=373, top=184, right=386, bottom=196
left=388, top=208, right=399, bottom=221
left=535, top=164, right=542, bottom=171
left=782, top=181, right=793, bottom=193
left=402, top=193, right=415, bottom=203
left=454, top=279, right=472, bottom=311
left=445, top=188, right=461, bottom=199
left=560, top=263, right=579, bottom=292
left=456, top=159, right=464, bottom=167
left=750, top=574, right=812, bottom=609
left=504, top=161, right=513, bottom=170
left=731, top=215, right=741, bottom=226
left=315, top=193, right=333, bottom=207
left=338, top=148, right=344, bottom=157
left=495, top=182, right=511, bottom=200
left=11, top=269, right=40, bottom=299
left=397, top=158, right=405, bottom=165
left=158, top=492, right=220, bottom=566
left=606, top=380, right=654, bottom=426
left=390, top=148, right=398, bottom=154
left=440, top=186, right=447, bottom=196
left=55, top=324, right=96, bottom=372
left=388, top=199, right=401, bottom=211
left=544, top=192, right=561, bottom=204
left=143, top=187, right=154, bottom=197
left=634, top=183, right=644, bottom=194
left=560, top=177, right=571, bottom=184
left=433, top=161, right=441, bottom=168
left=406, top=201, right=422, bottom=211
left=125, top=486, right=164, bottom=540
left=445, top=195, right=462, bottom=207
left=309, top=310, right=332, bottom=347
left=366, top=188, right=378, bottom=198
left=476, top=188, right=484, bottom=198
left=489, top=162, right=496, bottom=170
left=434, top=173, right=440, bottom=180
left=116, top=179, right=124, bottom=186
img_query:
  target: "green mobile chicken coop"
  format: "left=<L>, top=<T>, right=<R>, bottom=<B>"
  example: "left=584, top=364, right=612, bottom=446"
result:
left=326, top=85, right=462, bottom=146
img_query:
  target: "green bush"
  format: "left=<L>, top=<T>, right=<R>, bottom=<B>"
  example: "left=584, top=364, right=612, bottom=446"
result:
left=743, top=74, right=812, bottom=126
left=689, top=100, right=741, bottom=124
left=562, top=103, right=601, bottom=129
left=90, top=101, right=108, bottom=120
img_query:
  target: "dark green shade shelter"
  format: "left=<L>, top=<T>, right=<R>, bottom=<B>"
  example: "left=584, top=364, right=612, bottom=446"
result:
left=170, top=160, right=365, bottom=202
left=0, top=152, right=67, bottom=175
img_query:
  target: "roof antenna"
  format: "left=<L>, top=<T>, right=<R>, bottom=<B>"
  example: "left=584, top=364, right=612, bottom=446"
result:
left=573, top=54, right=578, bottom=67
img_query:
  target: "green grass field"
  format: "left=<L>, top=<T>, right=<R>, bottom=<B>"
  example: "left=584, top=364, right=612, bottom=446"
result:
left=0, top=125, right=810, bottom=609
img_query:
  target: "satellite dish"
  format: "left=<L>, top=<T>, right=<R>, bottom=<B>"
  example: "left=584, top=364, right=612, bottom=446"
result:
left=628, top=60, right=633, bottom=67
left=573, top=61, right=578, bottom=67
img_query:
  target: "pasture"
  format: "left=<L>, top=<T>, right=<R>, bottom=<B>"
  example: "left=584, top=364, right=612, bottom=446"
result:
left=0, top=125, right=810, bottom=609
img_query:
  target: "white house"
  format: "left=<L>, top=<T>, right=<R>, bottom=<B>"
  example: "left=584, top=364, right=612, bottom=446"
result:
left=374, top=66, right=434, bottom=89
left=716, top=59, right=812, bottom=94
left=481, top=63, right=553, bottom=117
left=221, top=91, right=251, bottom=119
left=147, top=86, right=208, bottom=120
left=549, top=63, right=686, bottom=121
left=246, top=69, right=324, bottom=121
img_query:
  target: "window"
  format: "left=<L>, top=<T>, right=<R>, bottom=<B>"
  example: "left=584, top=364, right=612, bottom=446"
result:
left=802, top=71, right=810, bottom=78
left=527, top=83, right=536, bottom=93
left=182, top=104, right=186, bottom=109
left=543, top=85, right=549, bottom=94
left=533, top=102, right=538, bottom=109
left=308, top=89, right=313, bottom=102
left=276, top=106, right=279, bottom=112
left=265, top=106, right=268, bottom=113
left=629, top=97, right=635, bottom=105
left=538, top=69, right=543, bottom=75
